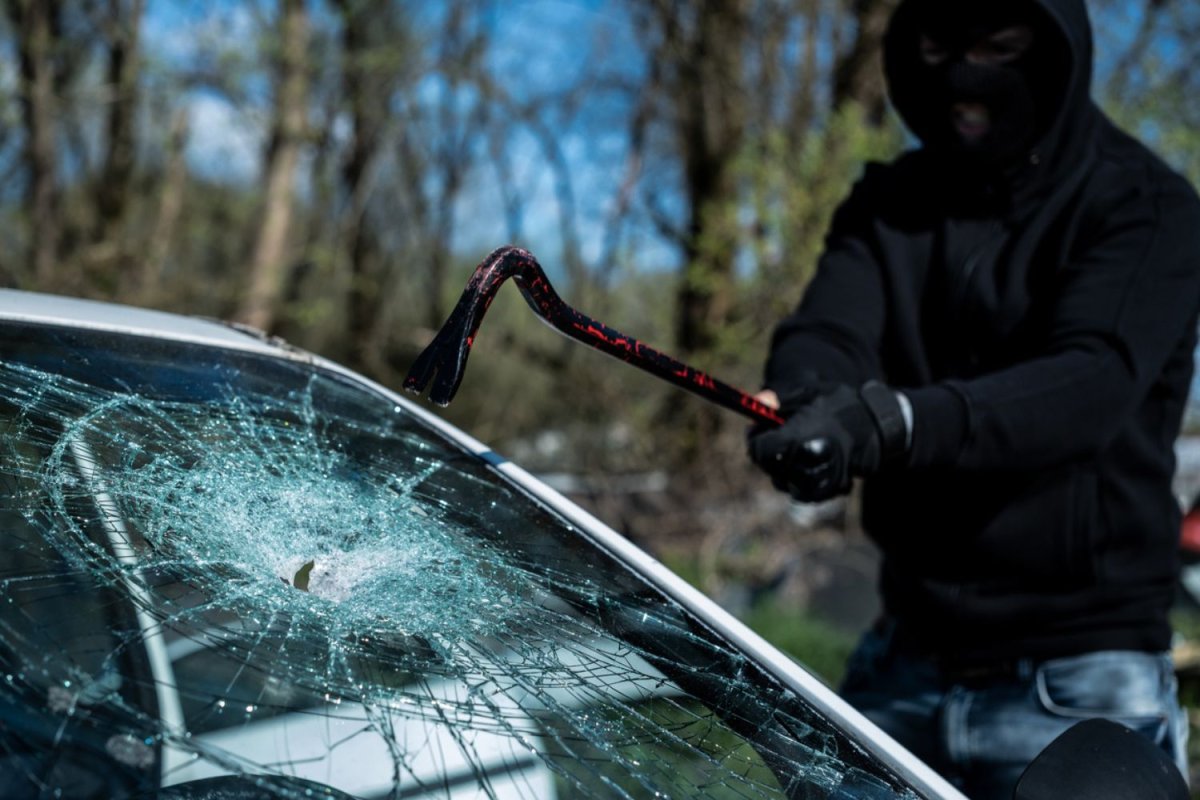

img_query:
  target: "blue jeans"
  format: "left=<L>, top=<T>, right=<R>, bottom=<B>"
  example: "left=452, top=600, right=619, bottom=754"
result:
left=839, top=622, right=1189, bottom=800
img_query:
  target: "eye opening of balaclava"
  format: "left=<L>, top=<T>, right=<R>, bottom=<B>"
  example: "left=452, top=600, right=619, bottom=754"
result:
left=891, top=0, right=1070, bottom=167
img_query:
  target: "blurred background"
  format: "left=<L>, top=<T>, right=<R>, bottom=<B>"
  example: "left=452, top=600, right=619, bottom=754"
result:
left=1, top=0, right=1199, bottom=777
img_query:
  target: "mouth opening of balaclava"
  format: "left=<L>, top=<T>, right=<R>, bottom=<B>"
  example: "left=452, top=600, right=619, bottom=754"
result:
left=898, top=0, right=1068, bottom=168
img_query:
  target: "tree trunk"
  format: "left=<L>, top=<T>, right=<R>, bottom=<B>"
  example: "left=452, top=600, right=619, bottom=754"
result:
left=93, top=0, right=144, bottom=256
left=235, top=0, right=309, bottom=332
left=832, top=0, right=898, bottom=125
left=339, top=0, right=390, bottom=367
left=138, top=108, right=189, bottom=303
left=10, top=0, right=62, bottom=287
left=669, top=0, right=750, bottom=357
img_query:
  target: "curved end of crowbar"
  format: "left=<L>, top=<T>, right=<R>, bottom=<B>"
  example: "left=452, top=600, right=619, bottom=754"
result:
left=402, top=320, right=470, bottom=406
left=403, top=245, right=530, bottom=406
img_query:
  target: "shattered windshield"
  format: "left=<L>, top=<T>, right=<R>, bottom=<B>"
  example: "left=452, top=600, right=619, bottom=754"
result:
left=0, top=321, right=919, bottom=799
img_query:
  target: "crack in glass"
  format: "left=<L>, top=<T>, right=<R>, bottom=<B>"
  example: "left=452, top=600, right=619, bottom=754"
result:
left=0, top=325, right=918, bottom=800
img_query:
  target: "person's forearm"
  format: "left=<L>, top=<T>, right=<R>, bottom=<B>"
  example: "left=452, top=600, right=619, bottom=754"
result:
left=765, top=320, right=882, bottom=394
left=905, top=344, right=1143, bottom=471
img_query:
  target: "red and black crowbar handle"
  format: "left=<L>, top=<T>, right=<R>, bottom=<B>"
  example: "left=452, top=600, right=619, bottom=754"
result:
left=404, top=246, right=785, bottom=427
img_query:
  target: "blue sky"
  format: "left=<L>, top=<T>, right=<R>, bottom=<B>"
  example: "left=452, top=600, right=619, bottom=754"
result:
left=139, top=1, right=655, bottom=270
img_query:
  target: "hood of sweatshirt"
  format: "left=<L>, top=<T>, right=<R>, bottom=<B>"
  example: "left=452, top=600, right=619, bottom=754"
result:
left=883, top=0, right=1098, bottom=201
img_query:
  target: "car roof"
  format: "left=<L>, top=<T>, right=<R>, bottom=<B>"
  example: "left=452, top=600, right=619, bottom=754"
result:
left=0, top=289, right=296, bottom=359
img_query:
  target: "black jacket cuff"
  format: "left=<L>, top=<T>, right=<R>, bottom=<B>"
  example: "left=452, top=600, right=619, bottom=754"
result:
left=904, top=383, right=971, bottom=468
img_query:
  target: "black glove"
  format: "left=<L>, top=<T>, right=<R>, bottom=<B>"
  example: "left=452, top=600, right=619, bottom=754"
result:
left=747, top=381, right=907, bottom=502
left=771, top=371, right=825, bottom=417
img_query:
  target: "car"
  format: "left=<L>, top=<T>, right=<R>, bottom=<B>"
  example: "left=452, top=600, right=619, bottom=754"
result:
left=0, top=289, right=969, bottom=799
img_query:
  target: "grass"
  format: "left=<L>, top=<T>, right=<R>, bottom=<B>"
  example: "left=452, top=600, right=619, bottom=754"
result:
left=1171, top=609, right=1200, bottom=794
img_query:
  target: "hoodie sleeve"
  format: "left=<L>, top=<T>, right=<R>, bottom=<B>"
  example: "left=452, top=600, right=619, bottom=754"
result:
left=906, top=174, right=1200, bottom=471
left=764, top=172, right=888, bottom=396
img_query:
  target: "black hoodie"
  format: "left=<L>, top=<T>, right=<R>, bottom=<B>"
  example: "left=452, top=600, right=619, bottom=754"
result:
left=765, top=0, right=1200, bottom=661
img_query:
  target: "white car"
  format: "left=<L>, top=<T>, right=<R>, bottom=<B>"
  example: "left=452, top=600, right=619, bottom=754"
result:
left=0, top=290, right=965, bottom=799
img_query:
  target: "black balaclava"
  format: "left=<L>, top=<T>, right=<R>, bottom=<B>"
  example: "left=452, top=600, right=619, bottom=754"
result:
left=891, top=0, right=1069, bottom=169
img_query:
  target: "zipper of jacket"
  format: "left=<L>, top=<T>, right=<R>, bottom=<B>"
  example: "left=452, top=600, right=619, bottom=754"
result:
left=950, top=221, right=1008, bottom=334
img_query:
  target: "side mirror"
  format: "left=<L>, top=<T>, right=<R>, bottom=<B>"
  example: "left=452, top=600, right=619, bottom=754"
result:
left=1014, top=718, right=1188, bottom=800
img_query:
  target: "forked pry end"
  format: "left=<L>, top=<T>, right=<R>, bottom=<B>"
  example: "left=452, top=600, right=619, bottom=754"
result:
left=401, top=353, right=440, bottom=401
left=402, top=357, right=460, bottom=408
left=403, top=323, right=472, bottom=407
left=404, top=245, right=530, bottom=408
left=402, top=373, right=447, bottom=405
left=402, top=373, right=461, bottom=408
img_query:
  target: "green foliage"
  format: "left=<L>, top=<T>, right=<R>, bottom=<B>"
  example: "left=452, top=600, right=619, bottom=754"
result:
left=741, top=102, right=905, bottom=322
left=662, top=553, right=857, bottom=688
left=548, top=696, right=788, bottom=798
left=1105, top=81, right=1200, bottom=189
left=1171, top=609, right=1200, bottom=790
left=683, top=102, right=906, bottom=389
left=740, top=601, right=858, bottom=688
left=1172, top=609, right=1200, bottom=706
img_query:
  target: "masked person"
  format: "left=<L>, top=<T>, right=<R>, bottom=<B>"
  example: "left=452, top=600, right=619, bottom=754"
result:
left=747, top=0, right=1200, bottom=796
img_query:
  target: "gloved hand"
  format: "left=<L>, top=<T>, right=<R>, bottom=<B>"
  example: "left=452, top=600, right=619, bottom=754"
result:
left=747, top=380, right=907, bottom=502
left=752, top=369, right=830, bottom=422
